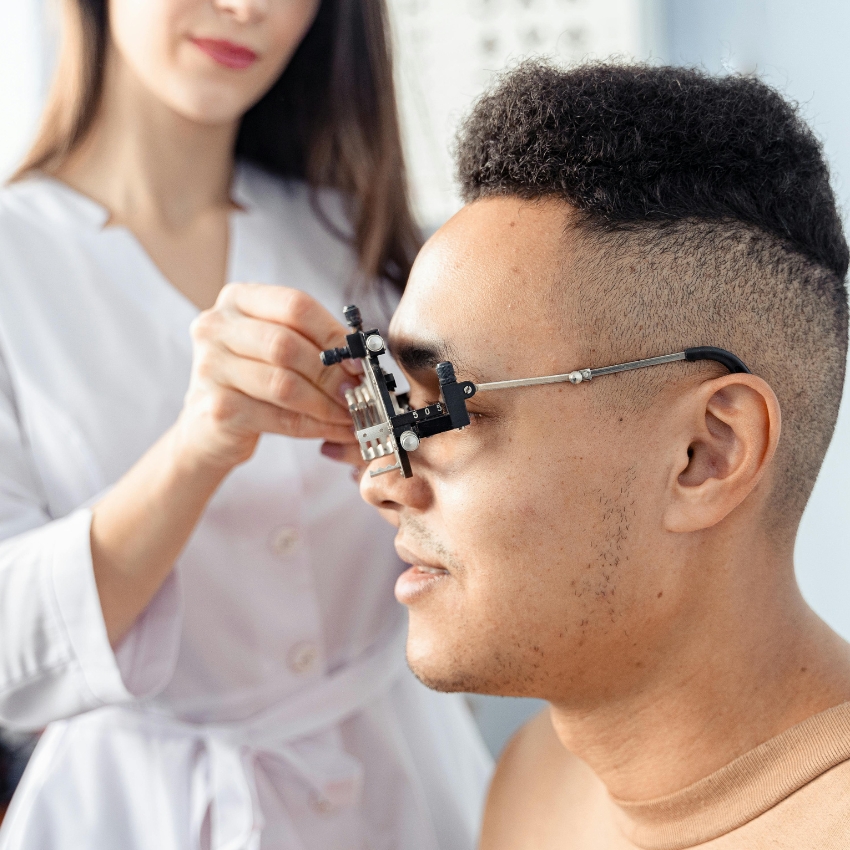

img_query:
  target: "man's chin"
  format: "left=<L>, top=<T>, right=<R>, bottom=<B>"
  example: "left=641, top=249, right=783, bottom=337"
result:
left=405, top=627, right=546, bottom=698
left=405, top=636, right=495, bottom=695
left=406, top=654, right=483, bottom=693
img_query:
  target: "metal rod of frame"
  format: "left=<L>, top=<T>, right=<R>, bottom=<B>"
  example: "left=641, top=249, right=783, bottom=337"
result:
left=590, top=352, right=686, bottom=378
left=474, top=352, right=687, bottom=393
left=475, top=373, right=584, bottom=392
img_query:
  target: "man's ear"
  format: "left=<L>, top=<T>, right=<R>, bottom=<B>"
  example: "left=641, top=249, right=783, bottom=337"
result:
left=664, top=374, right=781, bottom=533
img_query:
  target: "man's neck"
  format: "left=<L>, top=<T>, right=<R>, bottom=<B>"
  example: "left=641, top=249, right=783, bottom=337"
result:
left=54, top=43, right=238, bottom=231
left=548, top=541, right=850, bottom=802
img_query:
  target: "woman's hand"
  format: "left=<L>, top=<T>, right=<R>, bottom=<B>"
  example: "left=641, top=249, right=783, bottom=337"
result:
left=91, top=283, right=364, bottom=645
left=176, top=282, right=360, bottom=472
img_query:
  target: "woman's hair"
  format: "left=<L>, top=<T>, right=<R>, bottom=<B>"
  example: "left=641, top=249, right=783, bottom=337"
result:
left=15, top=0, right=420, bottom=291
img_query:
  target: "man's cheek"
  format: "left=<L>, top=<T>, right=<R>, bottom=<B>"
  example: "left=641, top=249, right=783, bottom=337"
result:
left=445, top=473, right=542, bottom=546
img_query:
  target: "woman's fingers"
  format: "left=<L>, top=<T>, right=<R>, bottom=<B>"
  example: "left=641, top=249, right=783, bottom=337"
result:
left=209, top=312, right=353, bottom=406
left=208, top=349, right=354, bottom=426
left=218, top=283, right=354, bottom=354
left=281, top=414, right=357, bottom=444
left=210, top=389, right=357, bottom=444
left=185, top=284, right=371, bottom=457
left=320, top=442, right=369, bottom=484
left=320, top=441, right=365, bottom=466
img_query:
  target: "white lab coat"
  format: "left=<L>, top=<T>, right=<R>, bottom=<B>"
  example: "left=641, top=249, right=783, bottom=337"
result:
left=0, top=165, right=492, bottom=850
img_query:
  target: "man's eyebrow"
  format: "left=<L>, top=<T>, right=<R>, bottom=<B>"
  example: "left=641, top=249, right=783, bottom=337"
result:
left=390, top=339, right=447, bottom=372
left=388, top=336, right=479, bottom=379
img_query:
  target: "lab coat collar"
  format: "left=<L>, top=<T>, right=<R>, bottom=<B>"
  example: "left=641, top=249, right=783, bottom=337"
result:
left=14, top=163, right=257, bottom=232
left=10, top=173, right=110, bottom=229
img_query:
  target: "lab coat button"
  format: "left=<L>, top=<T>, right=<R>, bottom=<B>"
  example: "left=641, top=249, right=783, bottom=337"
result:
left=310, top=778, right=361, bottom=814
left=310, top=795, right=336, bottom=815
left=270, top=526, right=299, bottom=557
left=288, top=641, right=319, bottom=675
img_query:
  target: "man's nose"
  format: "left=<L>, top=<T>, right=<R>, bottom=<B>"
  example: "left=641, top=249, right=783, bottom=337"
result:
left=360, top=459, right=432, bottom=515
left=214, top=0, right=269, bottom=24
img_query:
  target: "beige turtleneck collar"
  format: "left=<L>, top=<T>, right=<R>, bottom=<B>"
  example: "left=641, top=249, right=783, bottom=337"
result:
left=610, top=701, right=850, bottom=849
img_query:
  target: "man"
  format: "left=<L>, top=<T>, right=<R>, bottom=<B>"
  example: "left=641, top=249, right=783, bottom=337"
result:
left=360, top=62, right=850, bottom=848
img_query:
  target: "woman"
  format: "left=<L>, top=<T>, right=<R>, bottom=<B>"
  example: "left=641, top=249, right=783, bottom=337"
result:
left=0, top=0, right=491, bottom=847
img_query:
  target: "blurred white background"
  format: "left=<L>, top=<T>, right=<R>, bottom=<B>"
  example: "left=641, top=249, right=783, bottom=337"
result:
left=0, top=0, right=53, bottom=181
left=1, top=0, right=848, bottom=757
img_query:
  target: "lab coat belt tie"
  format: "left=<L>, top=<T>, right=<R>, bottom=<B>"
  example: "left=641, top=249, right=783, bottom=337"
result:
left=100, top=625, right=409, bottom=850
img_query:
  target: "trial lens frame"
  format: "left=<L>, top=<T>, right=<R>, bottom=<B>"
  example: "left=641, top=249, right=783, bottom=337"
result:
left=321, top=305, right=751, bottom=478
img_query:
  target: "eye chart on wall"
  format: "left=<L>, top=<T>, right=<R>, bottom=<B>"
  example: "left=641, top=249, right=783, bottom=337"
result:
left=388, top=0, right=645, bottom=228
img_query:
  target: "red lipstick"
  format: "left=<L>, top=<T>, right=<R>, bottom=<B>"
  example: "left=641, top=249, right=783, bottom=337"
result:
left=191, top=38, right=258, bottom=70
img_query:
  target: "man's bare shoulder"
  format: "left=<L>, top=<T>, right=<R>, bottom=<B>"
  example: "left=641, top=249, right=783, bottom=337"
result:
left=479, top=708, right=606, bottom=850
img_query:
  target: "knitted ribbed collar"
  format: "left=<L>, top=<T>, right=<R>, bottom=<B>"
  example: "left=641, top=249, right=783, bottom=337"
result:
left=610, top=701, right=850, bottom=850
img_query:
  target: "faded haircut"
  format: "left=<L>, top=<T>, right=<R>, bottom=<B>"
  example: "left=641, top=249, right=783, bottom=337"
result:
left=455, top=61, right=849, bottom=521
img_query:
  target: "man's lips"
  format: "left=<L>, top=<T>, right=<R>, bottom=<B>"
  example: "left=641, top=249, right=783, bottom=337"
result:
left=394, top=543, right=450, bottom=574
left=190, top=37, right=258, bottom=70
left=394, top=543, right=450, bottom=605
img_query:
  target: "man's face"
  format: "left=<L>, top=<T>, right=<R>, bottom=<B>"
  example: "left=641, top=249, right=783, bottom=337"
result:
left=362, top=197, right=689, bottom=704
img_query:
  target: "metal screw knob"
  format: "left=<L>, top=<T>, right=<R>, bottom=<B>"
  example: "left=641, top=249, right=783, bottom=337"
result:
left=343, top=305, right=362, bottom=330
left=365, top=334, right=385, bottom=353
left=320, top=347, right=350, bottom=366
left=399, top=431, right=420, bottom=452
left=436, top=361, right=456, bottom=384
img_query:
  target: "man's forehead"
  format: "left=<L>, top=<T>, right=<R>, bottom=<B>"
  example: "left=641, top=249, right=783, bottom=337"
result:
left=389, top=197, right=579, bottom=378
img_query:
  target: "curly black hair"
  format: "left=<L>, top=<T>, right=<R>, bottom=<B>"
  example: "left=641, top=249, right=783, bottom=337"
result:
left=456, top=61, right=849, bottom=518
left=457, top=62, right=848, bottom=278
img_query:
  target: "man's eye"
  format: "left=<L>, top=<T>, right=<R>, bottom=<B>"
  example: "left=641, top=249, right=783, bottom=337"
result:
left=405, top=395, right=438, bottom=410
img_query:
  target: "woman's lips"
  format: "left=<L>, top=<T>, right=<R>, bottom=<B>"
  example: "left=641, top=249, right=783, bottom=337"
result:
left=191, top=38, right=258, bottom=70
left=395, top=564, right=450, bottom=605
